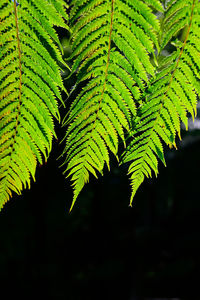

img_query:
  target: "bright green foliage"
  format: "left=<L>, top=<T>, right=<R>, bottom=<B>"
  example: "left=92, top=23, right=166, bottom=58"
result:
left=62, top=0, right=163, bottom=210
left=121, top=0, right=200, bottom=205
left=1, top=0, right=200, bottom=212
left=0, top=0, right=68, bottom=210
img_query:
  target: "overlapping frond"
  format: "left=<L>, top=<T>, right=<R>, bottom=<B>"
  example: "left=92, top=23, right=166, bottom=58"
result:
left=0, top=0, right=68, bottom=210
left=63, top=0, right=162, bottom=209
left=121, top=0, right=200, bottom=205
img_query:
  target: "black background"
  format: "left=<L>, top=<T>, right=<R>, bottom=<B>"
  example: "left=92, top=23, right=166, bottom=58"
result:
left=1, top=10, right=200, bottom=300
left=1, top=126, right=200, bottom=299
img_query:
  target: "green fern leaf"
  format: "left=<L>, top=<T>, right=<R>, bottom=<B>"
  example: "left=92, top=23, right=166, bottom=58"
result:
left=121, top=0, right=200, bottom=206
left=0, top=0, right=68, bottom=210
left=63, top=0, right=162, bottom=209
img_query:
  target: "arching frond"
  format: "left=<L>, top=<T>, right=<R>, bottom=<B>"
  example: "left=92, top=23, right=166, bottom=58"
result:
left=121, top=0, right=200, bottom=205
left=0, top=0, right=68, bottom=210
left=63, top=0, right=163, bottom=210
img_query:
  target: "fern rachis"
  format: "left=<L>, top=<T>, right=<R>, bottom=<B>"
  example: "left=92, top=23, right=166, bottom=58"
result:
left=0, top=0, right=68, bottom=209
left=62, top=0, right=163, bottom=210
left=121, top=0, right=200, bottom=205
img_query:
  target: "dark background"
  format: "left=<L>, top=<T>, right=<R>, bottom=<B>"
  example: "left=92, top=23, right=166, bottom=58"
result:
left=1, top=117, right=200, bottom=299
left=1, top=16, right=200, bottom=300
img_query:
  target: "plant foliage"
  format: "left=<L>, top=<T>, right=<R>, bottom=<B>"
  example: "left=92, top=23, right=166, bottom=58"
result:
left=62, top=0, right=163, bottom=210
left=121, top=0, right=200, bottom=205
left=1, top=0, right=200, bottom=211
left=0, top=0, right=68, bottom=210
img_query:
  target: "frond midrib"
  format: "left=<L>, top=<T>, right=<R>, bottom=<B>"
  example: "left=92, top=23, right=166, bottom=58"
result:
left=5, top=0, right=24, bottom=187
left=139, top=0, right=195, bottom=151
left=69, top=0, right=115, bottom=211
left=121, top=0, right=197, bottom=206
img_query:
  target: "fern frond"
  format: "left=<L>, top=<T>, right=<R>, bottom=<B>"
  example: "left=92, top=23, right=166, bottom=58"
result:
left=0, top=0, right=67, bottom=210
left=63, top=0, right=162, bottom=209
left=121, top=0, right=200, bottom=205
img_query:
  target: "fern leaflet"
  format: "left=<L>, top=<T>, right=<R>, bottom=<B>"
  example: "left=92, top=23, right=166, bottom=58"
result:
left=121, top=0, right=200, bottom=205
left=62, top=0, right=162, bottom=210
left=0, top=0, right=68, bottom=210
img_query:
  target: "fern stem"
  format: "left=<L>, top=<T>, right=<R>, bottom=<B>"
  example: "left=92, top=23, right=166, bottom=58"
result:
left=0, top=0, right=23, bottom=204
left=5, top=2, right=23, bottom=173
left=13, top=0, right=22, bottom=139
left=94, top=0, right=115, bottom=121
left=163, top=0, right=196, bottom=105
left=69, top=0, right=115, bottom=211
left=145, top=0, right=196, bottom=145
left=124, top=0, right=196, bottom=206
left=100, top=0, right=114, bottom=98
